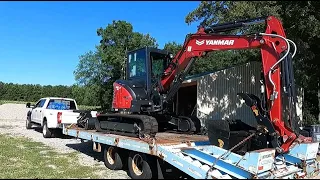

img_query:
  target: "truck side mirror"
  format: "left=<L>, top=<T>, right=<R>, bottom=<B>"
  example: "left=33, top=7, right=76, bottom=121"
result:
left=26, top=102, right=35, bottom=108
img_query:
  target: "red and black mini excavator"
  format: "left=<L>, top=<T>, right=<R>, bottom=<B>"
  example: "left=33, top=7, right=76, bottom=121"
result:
left=95, top=16, right=311, bottom=155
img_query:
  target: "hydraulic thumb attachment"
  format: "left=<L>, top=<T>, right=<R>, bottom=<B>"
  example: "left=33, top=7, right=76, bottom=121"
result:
left=237, top=93, right=284, bottom=153
left=207, top=92, right=302, bottom=155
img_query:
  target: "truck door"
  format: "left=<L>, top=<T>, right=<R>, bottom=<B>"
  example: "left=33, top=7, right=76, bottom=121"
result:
left=31, top=100, right=41, bottom=123
left=32, top=99, right=46, bottom=123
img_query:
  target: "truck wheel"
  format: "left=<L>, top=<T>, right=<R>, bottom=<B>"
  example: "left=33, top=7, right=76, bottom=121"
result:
left=26, top=116, right=32, bottom=129
left=42, top=121, right=53, bottom=138
left=103, top=145, right=123, bottom=170
left=128, top=151, right=154, bottom=179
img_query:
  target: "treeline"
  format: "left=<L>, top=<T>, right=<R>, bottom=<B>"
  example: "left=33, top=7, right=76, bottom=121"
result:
left=0, top=82, right=100, bottom=106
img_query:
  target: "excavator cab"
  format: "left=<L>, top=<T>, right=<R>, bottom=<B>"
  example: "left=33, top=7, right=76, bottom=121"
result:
left=111, top=47, right=172, bottom=113
left=126, top=47, right=171, bottom=92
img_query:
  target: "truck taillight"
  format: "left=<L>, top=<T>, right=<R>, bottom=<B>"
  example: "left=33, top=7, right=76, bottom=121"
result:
left=96, top=113, right=100, bottom=117
left=57, top=112, right=62, bottom=124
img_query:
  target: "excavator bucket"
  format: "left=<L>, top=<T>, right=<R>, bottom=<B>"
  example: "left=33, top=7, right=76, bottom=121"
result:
left=206, top=119, right=268, bottom=155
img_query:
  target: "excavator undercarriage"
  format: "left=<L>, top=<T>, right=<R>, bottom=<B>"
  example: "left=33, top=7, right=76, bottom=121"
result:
left=95, top=113, right=202, bottom=138
left=95, top=114, right=159, bottom=138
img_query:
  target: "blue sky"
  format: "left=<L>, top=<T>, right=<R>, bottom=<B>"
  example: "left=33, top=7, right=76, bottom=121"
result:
left=0, top=1, right=200, bottom=86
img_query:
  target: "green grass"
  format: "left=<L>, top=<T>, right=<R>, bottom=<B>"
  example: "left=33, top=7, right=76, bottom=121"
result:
left=0, top=134, right=105, bottom=179
left=0, top=100, right=101, bottom=111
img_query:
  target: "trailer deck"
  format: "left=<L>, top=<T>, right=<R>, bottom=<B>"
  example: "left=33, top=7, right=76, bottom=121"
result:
left=62, top=124, right=320, bottom=179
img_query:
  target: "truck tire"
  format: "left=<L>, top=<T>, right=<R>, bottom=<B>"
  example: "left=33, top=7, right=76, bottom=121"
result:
left=26, top=116, right=32, bottom=129
left=42, top=121, right=53, bottom=138
left=103, top=145, right=123, bottom=170
left=128, top=151, right=154, bottom=179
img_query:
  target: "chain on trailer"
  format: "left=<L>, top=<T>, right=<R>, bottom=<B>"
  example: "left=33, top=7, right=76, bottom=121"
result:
left=134, top=123, right=156, bottom=147
left=205, top=132, right=257, bottom=179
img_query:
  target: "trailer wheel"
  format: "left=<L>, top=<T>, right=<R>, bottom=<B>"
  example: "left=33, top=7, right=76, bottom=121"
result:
left=103, top=145, right=123, bottom=170
left=26, top=116, right=32, bottom=129
left=128, top=151, right=153, bottom=179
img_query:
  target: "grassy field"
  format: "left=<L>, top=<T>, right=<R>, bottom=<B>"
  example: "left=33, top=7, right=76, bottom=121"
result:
left=0, top=134, right=104, bottom=178
left=0, top=100, right=101, bottom=110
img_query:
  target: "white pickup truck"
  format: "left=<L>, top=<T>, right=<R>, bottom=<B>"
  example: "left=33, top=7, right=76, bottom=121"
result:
left=26, top=97, right=97, bottom=138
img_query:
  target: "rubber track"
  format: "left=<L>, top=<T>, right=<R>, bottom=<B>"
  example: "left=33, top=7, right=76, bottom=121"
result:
left=95, top=113, right=159, bottom=138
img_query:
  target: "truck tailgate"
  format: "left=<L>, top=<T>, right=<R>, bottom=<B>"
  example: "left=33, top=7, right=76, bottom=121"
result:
left=61, top=111, right=97, bottom=124
left=61, top=111, right=80, bottom=124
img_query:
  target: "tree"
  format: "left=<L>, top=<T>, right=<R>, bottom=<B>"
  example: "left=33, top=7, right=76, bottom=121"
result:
left=185, top=1, right=320, bottom=125
left=0, top=82, right=77, bottom=104
left=73, top=50, right=110, bottom=108
left=74, top=51, right=105, bottom=86
left=96, top=20, right=158, bottom=79
left=71, top=84, right=100, bottom=106
left=164, top=41, right=182, bottom=55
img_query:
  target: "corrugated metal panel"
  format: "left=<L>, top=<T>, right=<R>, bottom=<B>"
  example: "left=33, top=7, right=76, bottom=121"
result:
left=196, top=61, right=262, bottom=128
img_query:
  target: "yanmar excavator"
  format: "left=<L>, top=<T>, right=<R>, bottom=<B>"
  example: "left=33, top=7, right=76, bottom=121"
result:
left=95, top=16, right=312, bottom=155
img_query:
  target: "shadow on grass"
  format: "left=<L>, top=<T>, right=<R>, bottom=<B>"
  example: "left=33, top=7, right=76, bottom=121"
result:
left=65, top=141, right=104, bottom=162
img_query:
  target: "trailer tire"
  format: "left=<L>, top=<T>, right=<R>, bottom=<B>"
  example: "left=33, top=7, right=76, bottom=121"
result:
left=26, top=116, right=32, bottom=129
left=42, top=121, right=53, bottom=138
left=103, top=145, right=123, bottom=170
left=128, top=151, right=154, bottom=179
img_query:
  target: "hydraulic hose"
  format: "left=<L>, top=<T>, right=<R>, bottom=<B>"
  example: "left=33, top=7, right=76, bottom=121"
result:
left=259, top=33, right=291, bottom=103
left=286, top=38, right=297, bottom=58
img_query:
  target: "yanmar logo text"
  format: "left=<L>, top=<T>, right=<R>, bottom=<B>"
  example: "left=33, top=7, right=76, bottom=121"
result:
left=195, top=39, right=235, bottom=46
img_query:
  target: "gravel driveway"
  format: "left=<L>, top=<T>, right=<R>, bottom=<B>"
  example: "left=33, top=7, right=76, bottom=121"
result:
left=0, top=103, right=130, bottom=179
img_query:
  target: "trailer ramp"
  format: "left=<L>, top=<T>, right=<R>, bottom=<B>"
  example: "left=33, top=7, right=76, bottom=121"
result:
left=157, top=143, right=313, bottom=179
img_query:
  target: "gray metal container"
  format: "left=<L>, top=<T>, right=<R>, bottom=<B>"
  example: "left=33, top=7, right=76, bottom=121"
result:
left=196, top=61, right=262, bottom=128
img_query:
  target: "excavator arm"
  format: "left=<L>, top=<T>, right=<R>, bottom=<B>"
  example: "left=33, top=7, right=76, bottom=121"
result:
left=160, top=16, right=305, bottom=153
